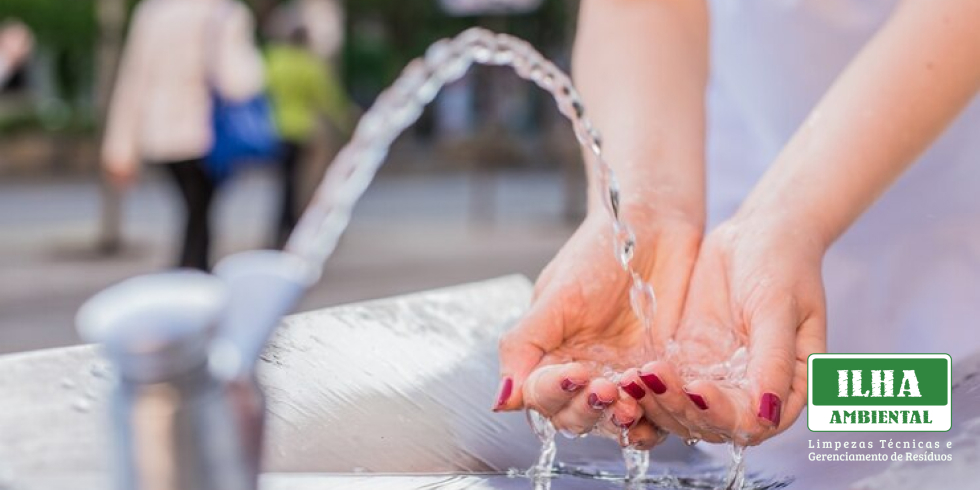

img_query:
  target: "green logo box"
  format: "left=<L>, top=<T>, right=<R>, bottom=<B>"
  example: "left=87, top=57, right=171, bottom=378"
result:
left=807, top=354, right=951, bottom=432
left=811, top=357, right=948, bottom=406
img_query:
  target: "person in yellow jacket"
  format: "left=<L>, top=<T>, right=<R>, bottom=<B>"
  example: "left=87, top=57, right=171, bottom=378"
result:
left=265, top=27, right=354, bottom=246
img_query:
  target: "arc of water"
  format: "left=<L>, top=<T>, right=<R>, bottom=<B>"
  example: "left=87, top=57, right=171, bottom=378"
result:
left=284, top=28, right=655, bottom=335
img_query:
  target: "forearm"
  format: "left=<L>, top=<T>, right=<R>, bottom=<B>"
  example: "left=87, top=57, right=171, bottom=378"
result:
left=102, top=14, right=146, bottom=171
left=573, top=0, right=709, bottom=226
left=739, top=0, right=980, bottom=249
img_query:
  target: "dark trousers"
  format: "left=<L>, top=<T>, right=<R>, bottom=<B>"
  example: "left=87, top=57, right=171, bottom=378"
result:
left=164, top=159, right=215, bottom=271
left=277, top=141, right=303, bottom=248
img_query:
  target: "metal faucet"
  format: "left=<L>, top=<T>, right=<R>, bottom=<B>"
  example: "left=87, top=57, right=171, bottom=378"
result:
left=76, top=251, right=316, bottom=490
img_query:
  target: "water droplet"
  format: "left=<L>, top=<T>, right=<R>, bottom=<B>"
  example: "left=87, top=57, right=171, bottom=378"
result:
left=90, top=362, right=112, bottom=380
left=72, top=399, right=91, bottom=413
left=436, top=56, right=471, bottom=85
left=588, top=127, right=602, bottom=149
left=424, top=39, right=453, bottom=66
left=470, top=39, right=493, bottom=63
left=613, top=223, right=636, bottom=269
left=629, top=277, right=657, bottom=330
left=684, top=437, right=700, bottom=446
left=608, top=181, right=621, bottom=219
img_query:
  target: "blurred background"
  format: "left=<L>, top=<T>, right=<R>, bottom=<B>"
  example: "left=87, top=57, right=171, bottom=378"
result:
left=0, top=0, right=588, bottom=354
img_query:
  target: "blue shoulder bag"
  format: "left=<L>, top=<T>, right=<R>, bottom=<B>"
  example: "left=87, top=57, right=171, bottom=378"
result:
left=204, top=6, right=279, bottom=182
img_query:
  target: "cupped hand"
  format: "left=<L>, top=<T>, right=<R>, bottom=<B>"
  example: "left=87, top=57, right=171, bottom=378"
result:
left=494, top=206, right=701, bottom=447
left=637, top=215, right=828, bottom=445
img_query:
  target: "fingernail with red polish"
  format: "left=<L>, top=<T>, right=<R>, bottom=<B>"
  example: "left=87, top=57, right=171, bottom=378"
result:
left=588, top=393, right=613, bottom=410
left=639, top=373, right=667, bottom=395
left=622, top=381, right=646, bottom=400
left=612, top=414, right=635, bottom=429
left=686, top=391, right=709, bottom=410
left=561, top=378, right=586, bottom=393
left=759, top=392, right=782, bottom=426
left=493, top=377, right=513, bottom=411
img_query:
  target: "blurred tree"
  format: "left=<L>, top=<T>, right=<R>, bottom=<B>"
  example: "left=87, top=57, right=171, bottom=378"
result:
left=1, top=0, right=97, bottom=120
left=340, top=0, right=572, bottom=105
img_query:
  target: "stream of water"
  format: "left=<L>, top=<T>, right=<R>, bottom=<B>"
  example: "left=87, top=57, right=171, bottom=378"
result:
left=284, top=27, right=748, bottom=488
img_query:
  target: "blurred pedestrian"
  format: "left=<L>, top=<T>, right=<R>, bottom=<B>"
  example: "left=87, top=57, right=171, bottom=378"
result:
left=265, top=26, right=355, bottom=247
left=0, top=20, right=33, bottom=87
left=102, top=0, right=265, bottom=270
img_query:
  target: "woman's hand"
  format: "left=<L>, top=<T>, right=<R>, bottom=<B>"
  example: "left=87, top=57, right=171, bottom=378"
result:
left=636, top=214, right=827, bottom=445
left=104, top=161, right=137, bottom=190
left=494, top=206, right=701, bottom=448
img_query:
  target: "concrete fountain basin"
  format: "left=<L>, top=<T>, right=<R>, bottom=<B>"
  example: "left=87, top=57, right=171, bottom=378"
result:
left=2, top=275, right=978, bottom=489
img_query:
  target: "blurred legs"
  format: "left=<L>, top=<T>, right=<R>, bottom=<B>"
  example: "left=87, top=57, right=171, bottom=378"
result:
left=164, top=159, right=215, bottom=271
left=277, top=142, right=302, bottom=248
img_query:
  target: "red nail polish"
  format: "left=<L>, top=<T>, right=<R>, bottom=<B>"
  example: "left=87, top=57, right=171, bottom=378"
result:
left=759, top=392, right=782, bottom=426
left=588, top=393, right=613, bottom=410
left=622, top=381, right=646, bottom=400
left=639, top=373, right=667, bottom=394
left=612, top=414, right=635, bottom=429
left=560, top=378, right=585, bottom=393
left=493, top=377, right=513, bottom=411
left=686, top=391, right=709, bottom=410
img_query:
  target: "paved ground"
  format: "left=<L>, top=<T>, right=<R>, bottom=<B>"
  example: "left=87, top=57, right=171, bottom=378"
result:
left=0, top=168, right=582, bottom=354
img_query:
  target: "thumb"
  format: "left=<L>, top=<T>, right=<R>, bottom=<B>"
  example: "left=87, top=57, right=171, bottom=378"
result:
left=494, top=292, right=564, bottom=412
left=745, top=304, right=798, bottom=431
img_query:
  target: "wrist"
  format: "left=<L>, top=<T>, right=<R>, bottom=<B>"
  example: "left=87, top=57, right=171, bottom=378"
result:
left=586, top=198, right=704, bottom=257
left=586, top=169, right=705, bottom=232
left=729, top=201, right=830, bottom=261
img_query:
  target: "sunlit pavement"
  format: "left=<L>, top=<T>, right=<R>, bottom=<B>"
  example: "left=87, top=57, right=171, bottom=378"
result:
left=0, top=169, right=579, bottom=354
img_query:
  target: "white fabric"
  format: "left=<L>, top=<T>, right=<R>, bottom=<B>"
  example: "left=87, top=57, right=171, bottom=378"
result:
left=706, top=0, right=980, bottom=358
left=102, top=0, right=264, bottom=169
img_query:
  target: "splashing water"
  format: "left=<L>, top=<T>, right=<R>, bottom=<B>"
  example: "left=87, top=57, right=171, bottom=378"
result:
left=665, top=330, right=753, bottom=488
left=622, top=439, right=651, bottom=482
left=526, top=410, right=558, bottom=479
left=283, top=27, right=661, bottom=479
left=724, top=444, right=747, bottom=490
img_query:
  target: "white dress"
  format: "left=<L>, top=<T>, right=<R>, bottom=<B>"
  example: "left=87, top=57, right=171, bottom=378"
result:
left=706, top=0, right=980, bottom=359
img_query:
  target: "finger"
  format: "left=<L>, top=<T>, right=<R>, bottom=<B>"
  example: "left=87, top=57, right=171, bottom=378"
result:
left=745, top=305, right=798, bottom=434
left=620, top=369, right=693, bottom=439
left=522, top=363, right=590, bottom=417
left=550, top=378, right=618, bottom=435
left=638, top=361, right=724, bottom=442
left=681, top=379, right=746, bottom=444
left=595, top=385, right=642, bottom=438
left=495, top=291, right=565, bottom=411
left=779, top=314, right=827, bottom=435
left=626, top=418, right=669, bottom=450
